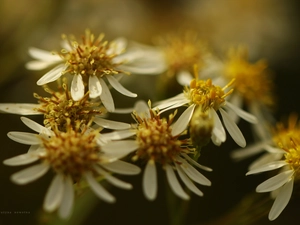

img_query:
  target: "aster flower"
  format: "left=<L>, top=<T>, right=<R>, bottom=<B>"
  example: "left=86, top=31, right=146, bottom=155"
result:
left=26, top=29, right=165, bottom=111
left=104, top=101, right=212, bottom=200
left=0, top=82, right=131, bottom=131
left=3, top=117, right=140, bottom=219
left=155, top=72, right=257, bottom=147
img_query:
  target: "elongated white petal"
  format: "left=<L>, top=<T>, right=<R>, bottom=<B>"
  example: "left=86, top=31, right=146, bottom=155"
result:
left=26, top=61, right=59, bottom=70
left=171, top=104, right=195, bottom=137
left=11, top=163, right=50, bottom=185
left=102, top=140, right=139, bottom=159
left=256, top=170, right=294, bottom=193
left=85, top=172, right=116, bottom=203
left=225, top=102, right=258, bottom=124
left=180, top=154, right=212, bottom=172
left=106, top=75, right=137, bottom=98
left=58, top=176, right=74, bottom=219
left=158, top=99, right=190, bottom=115
left=264, top=145, right=286, bottom=154
left=101, top=160, right=141, bottom=175
left=177, top=70, right=193, bottom=86
left=175, top=163, right=203, bottom=197
left=166, top=164, right=189, bottom=200
left=246, top=161, right=288, bottom=175
left=108, top=37, right=127, bottom=55
left=43, top=174, right=64, bottom=212
left=20, top=117, right=54, bottom=136
left=89, top=75, right=102, bottom=98
left=231, top=141, right=270, bottom=161
left=99, top=78, right=115, bottom=112
left=93, top=117, right=131, bottom=130
left=220, top=108, right=246, bottom=147
left=117, top=64, right=166, bottom=74
left=154, top=93, right=187, bottom=110
left=269, top=178, right=294, bottom=221
left=94, top=166, right=132, bottom=190
left=211, top=109, right=226, bottom=143
left=71, top=74, right=85, bottom=101
left=0, top=103, right=41, bottom=115
left=28, top=47, right=61, bottom=61
left=8, top=132, right=41, bottom=145
left=143, top=160, right=157, bottom=200
left=100, top=130, right=135, bottom=142
left=28, top=145, right=42, bottom=153
left=37, top=64, right=65, bottom=85
left=249, top=153, right=284, bottom=171
left=3, top=153, right=39, bottom=166
left=179, top=159, right=211, bottom=186
left=134, top=100, right=150, bottom=119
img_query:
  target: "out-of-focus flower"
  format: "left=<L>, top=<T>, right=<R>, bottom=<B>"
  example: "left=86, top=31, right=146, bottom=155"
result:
left=3, top=117, right=140, bottom=219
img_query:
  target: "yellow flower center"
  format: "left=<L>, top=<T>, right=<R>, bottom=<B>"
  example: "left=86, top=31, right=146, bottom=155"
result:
left=132, top=108, right=192, bottom=165
left=34, top=82, right=106, bottom=131
left=57, top=29, right=125, bottom=84
left=157, top=31, right=206, bottom=77
left=185, top=78, right=233, bottom=112
left=40, top=122, right=101, bottom=182
left=224, top=47, right=274, bottom=106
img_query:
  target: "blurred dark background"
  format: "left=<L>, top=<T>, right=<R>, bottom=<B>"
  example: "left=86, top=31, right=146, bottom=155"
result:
left=0, top=0, right=299, bottom=225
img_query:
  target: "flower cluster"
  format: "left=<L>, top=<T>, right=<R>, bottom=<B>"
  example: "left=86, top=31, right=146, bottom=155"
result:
left=0, top=29, right=289, bottom=222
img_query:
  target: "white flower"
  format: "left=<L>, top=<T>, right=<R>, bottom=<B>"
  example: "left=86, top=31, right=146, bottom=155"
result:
left=3, top=117, right=140, bottom=219
left=26, top=30, right=165, bottom=111
left=155, top=78, right=257, bottom=147
left=104, top=100, right=212, bottom=200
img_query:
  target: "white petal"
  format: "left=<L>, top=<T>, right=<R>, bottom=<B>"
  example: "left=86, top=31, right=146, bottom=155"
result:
left=43, top=174, right=64, bottom=212
left=171, top=104, right=196, bottom=136
left=89, top=75, right=102, bottom=98
left=211, top=109, right=226, bottom=143
left=0, top=103, right=41, bottom=115
left=99, top=78, right=115, bottom=112
left=117, top=64, right=166, bottom=75
left=8, top=132, right=41, bottom=145
left=84, top=172, right=115, bottom=203
left=154, top=93, right=187, bottom=110
left=179, top=158, right=211, bottom=186
left=134, top=100, right=150, bottom=119
left=180, top=153, right=212, bottom=172
left=28, top=47, right=61, bottom=61
left=249, top=152, right=284, bottom=171
left=158, top=99, right=190, bottom=115
left=143, top=160, right=157, bottom=200
left=100, top=130, right=135, bottom=142
left=58, top=176, right=74, bottom=219
left=269, top=178, right=294, bottom=221
left=175, top=163, right=203, bottom=197
left=71, top=74, right=85, bottom=101
left=107, top=37, right=127, bottom=55
left=256, top=170, right=294, bottom=193
left=20, top=117, right=54, bottom=136
left=165, top=164, right=189, bottom=200
left=3, top=153, right=39, bottom=166
left=231, top=141, right=271, bottom=161
left=37, top=64, right=66, bottom=85
left=101, top=160, right=141, bottom=175
left=176, top=70, right=193, bottom=86
left=225, top=101, right=258, bottom=123
left=26, top=61, right=59, bottom=70
left=264, top=145, right=286, bottom=154
left=246, top=161, right=288, bottom=175
left=220, top=108, right=246, bottom=147
left=93, top=117, right=131, bottom=130
left=106, top=75, right=137, bottom=98
left=94, top=166, right=132, bottom=190
left=11, top=163, right=50, bottom=185
left=101, top=140, right=139, bottom=159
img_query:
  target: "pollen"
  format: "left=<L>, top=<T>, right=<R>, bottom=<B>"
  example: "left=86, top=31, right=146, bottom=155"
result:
left=57, top=29, right=125, bottom=84
left=34, top=81, right=106, bottom=131
left=156, top=31, right=207, bottom=77
left=40, top=121, right=102, bottom=182
left=185, top=77, right=234, bottom=112
left=132, top=107, right=192, bottom=165
left=224, top=47, right=274, bottom=106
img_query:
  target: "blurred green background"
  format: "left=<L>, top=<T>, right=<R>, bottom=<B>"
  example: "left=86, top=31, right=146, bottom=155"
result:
left=0, top=0, right=299, bottom=224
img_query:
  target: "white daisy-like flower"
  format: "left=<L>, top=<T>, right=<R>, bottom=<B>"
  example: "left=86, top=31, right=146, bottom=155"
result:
left=26, top=29, right=165, bottom=111
left=3, top=117, right=140, bottom=219
left=155, top=75, right=257, bottom=147
left=0, top=83, right=131, bottom=131
left=104, top=101, right=212, bottom=200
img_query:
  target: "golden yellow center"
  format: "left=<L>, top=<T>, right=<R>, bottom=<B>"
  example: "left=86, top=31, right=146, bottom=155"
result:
left=41, top=124, right=101, bottom=182
left=57, top=30, right=124, bottom=84
left=224, top=47, right=274, bottom=106
left=185, top=78, right=233, bottom=112
left=34, top=83, right=106, bottom=131
left=132, top=108, right=191, bottom=165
